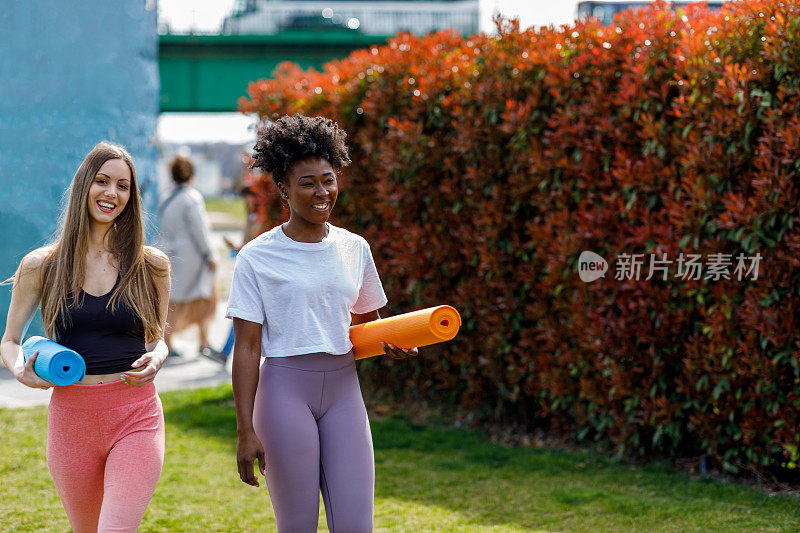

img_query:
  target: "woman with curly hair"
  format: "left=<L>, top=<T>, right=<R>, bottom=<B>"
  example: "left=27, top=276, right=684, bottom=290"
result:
left=1, top=142, right=171, bottom=532
left=227, top=114, right=416, bottom=532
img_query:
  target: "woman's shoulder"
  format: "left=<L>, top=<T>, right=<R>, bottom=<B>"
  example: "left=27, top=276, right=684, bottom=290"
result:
left=143, top=246, right=171, bottom=270
left=19, top=245, right=55, bottom=273
left=167, top=185, right=202, bottom=206
left=329, top=224, right=370, bottom=248
left=183, top=186, right=205, bottom=204
left=10, top=245, right=54, bottom=288
left=239, top=225, right=280, bottom=257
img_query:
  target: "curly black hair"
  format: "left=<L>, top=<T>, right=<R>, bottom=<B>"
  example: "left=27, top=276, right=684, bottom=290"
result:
left=251, top=114, right=351, bottom=186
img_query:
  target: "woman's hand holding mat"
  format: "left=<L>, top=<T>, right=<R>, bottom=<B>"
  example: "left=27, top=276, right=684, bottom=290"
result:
left=350, top=305, right=461, bottom=360
left=21, top=336, right=86, bottom=386
left=379, top=342, right=419, bottom=360
left=14, top=351, right=54, bottom=389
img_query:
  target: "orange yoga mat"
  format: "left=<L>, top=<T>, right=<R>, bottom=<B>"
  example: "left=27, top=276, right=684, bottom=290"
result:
left=349, top=305, right=461, bottom=360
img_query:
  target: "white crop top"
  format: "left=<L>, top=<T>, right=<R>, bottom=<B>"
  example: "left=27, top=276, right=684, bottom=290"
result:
left=225, top=223, right=388, bottom=358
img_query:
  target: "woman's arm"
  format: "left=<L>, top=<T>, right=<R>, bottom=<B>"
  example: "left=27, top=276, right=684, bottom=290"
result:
left=0, top=249, right=54, bottom=389
left=232, top=317, right=266, bottom=486
left=223, top=235, right=241, bottom=253
left=122, top=250, right=171, bottom=387
left=351, top=310, right=419, bottom=359
left=351, top=309, right=379, bottom=326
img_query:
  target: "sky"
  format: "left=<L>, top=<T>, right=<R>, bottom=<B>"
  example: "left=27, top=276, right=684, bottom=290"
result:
left=156, top=0, right=582, bottom=144
left=157, top=0, right=580, bottom=34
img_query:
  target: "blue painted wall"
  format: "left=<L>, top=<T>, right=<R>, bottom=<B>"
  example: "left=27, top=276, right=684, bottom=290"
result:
left=0, top=1, right=159, bottom=334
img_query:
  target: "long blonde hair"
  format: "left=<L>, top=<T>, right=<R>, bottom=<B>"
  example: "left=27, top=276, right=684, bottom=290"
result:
left=38, top=142, right=167, bottom=341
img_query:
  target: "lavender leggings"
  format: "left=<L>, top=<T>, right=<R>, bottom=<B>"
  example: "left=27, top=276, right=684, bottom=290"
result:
left=253, top=351, right=374, bottom=533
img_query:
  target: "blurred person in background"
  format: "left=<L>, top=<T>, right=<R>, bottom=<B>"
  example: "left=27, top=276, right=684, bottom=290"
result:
left=223, top=178, right=269, bottom=255
left=209, top=178, right=270, bottom=363
left=157, top=155, right=221, bottom=360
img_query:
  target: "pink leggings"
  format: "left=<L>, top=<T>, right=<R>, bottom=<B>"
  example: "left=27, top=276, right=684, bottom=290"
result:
left=47, top=381, right=165, bottom=533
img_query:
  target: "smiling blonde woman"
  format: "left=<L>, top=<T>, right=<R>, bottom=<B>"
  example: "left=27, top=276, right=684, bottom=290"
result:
left=1, top=142, right=171, bottom=532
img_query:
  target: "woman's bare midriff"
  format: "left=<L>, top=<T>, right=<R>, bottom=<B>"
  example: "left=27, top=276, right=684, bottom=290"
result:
left=81, top=372, right=126, bottom=385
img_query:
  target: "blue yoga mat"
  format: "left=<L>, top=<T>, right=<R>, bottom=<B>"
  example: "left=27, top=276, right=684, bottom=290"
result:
left=22, top=336, right=86, bottom=386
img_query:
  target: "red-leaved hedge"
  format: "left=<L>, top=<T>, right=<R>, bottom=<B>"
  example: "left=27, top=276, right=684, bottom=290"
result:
left=240, top=0, right=800, bottom=476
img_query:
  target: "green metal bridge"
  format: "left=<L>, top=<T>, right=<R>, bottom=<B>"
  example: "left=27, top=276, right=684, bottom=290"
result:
left=158, top=31, right=390, bottom=113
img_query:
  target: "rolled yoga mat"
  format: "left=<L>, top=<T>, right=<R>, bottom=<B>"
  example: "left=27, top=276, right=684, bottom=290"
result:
left=349, top=305, right=461, bottom=360
left=22, top=336, right=86, bottom=386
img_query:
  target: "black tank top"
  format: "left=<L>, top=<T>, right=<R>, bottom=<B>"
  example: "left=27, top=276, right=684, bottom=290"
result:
left=55, top=277, right=147, bottom=374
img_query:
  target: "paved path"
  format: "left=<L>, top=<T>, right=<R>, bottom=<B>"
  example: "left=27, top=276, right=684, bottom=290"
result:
left=0, top=224, right=242, bottom=408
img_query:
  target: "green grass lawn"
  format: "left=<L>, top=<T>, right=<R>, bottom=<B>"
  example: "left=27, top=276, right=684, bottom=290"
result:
left=2, top=385, right=799, bottom=532
left=205, top=196, right=245, bottom=218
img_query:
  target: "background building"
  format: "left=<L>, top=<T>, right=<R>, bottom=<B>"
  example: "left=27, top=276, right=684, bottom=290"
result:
left=222, top=0, right=480, bottom=36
